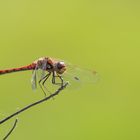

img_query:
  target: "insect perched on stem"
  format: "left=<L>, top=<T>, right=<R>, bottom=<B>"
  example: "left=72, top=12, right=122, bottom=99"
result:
left=0, top=57, right=98, bottom=96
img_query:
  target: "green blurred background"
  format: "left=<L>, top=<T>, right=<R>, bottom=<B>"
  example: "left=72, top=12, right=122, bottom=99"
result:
left=0, top=0, right=140, bottom=139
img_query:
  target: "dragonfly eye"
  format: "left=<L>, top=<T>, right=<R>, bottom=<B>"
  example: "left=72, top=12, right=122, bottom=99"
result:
left=57, top=62, right=65, bottom=69
left=56, top=61, right=66, bottom=74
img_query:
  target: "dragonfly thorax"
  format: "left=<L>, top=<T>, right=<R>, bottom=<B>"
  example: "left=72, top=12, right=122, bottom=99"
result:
left=34, top=57, right=66, bottom=74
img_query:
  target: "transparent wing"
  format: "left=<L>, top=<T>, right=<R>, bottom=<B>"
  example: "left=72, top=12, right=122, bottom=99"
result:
left=31, top=69, right=37, bottom=90
left=36, top=69, right=46, bottom=81
left=31, top=62, right=47, bottom=90
left=62, top=64, right=99, bottom=89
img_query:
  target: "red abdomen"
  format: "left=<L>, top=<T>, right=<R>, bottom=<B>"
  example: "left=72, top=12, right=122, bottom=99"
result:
left=0, top=63, right=36, bottom=75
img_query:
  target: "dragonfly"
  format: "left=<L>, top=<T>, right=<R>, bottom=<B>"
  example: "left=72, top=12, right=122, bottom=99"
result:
left=0, top=57, right=98, bottom=96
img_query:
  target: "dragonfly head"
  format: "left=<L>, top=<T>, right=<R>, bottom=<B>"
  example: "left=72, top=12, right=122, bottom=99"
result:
left=55, top=61, right=66, bottom=74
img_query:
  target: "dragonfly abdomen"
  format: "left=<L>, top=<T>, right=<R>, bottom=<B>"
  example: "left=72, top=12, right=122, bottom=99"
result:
left=0, top=63, right=36, bottom=75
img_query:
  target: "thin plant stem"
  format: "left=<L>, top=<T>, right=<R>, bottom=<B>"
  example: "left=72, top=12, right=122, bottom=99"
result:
left=3, top=119, right=18, bottom=140
left=0, top=82, right=68, bottom=125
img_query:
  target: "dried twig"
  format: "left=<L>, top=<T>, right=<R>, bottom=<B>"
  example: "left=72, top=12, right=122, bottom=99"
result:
left=0, top=82, right=68, bottom=125
left=3, top=119, right=18, bottom=140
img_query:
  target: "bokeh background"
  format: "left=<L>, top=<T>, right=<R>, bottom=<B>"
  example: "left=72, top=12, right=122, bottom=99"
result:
left=0, top=0, right=140, bottom=139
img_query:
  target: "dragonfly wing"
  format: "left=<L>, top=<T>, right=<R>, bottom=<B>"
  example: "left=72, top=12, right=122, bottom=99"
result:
left=62, top=65, right=99, bottom=89
left=70, top=67, right=99, bottom=83
left=31, top=69, right=37, bottom=90
left=36, top=62, right=47, bottom=81
left=31, top=62, right=48, bottom=91
left=62, top=72, right=81, bottom=89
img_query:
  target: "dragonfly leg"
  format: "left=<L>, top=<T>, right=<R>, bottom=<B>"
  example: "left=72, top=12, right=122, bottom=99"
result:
left=39, top=73, right=51, bottom=97
left=42, top=73, right=51, bottom=86
left=42, top=73, right=52, bottom=94
left=52, top=72, right=63, bottom=87
left=42, top=73, right=57, bottom=99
